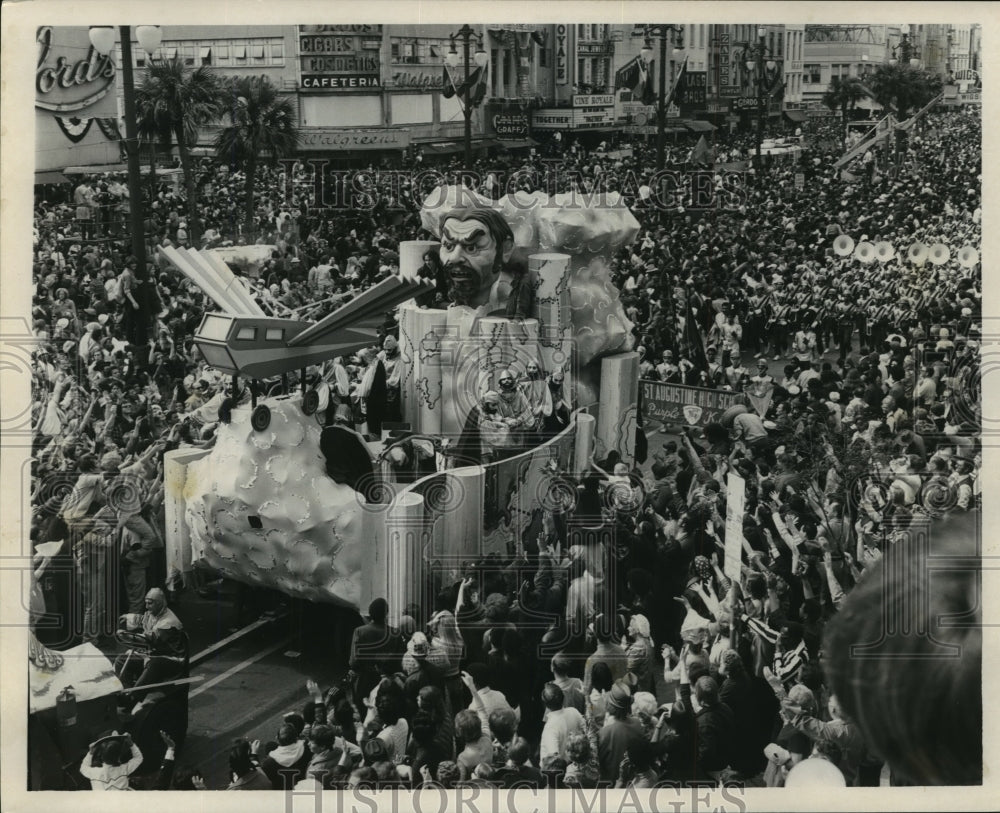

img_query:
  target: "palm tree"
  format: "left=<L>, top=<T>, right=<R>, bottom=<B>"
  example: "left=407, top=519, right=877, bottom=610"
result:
left=135, top=87, right=173, bottom=196
left=822, top=76, right=867, bottom=150
left=137, top=58, right=225, bottom=243
left=214, top=75, right=299, bottom=239
left=868, top=62, right=943, bottom=120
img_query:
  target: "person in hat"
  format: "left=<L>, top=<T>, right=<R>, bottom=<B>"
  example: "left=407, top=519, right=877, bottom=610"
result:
left=596, top=681, right=646, bottom=783
left=454, top=389, right=510, bottom=466
left=377, top=335, right=402, bottom=423
left=703, top=346, right=724, bottom=388
left=79, top=731, right=144, bottom=790
left=402, top=632, right=446, bottom=717
left=655, top=349, right=680, bottom=384
left=184, top=378, right=213, bottom=412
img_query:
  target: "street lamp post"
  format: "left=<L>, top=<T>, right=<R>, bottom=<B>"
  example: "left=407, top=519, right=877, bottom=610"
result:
left=641, top=25, right=684, bottom=171
left=889, top=25, right=920, bottom=67
left=446, top=25, right=489, bottom=174
left=89, top=25, right=162, bottom=346
left=744, top=27, right=777, bottom=168
left=886, top=26, right=921, bottom=170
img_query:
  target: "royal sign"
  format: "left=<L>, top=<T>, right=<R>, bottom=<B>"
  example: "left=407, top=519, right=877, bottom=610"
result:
left=572, top=94, right=615, bottom=107
left=641, top=380, right=743, bottom=427
left=555, top=24, right=568, bottom=85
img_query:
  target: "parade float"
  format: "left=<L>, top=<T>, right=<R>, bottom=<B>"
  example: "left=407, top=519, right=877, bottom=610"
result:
left=163, top=186, right=644, bottom=620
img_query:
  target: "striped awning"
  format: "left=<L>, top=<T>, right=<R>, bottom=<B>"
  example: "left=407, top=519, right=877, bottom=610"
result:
left=683, top=120, right=716, bottom=132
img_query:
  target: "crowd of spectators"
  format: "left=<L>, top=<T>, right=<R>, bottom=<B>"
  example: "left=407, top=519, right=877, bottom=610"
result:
left=27, top=104, right=981, bottom=790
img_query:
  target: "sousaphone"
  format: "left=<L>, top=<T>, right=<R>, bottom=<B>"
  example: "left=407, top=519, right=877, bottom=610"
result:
left=833, top=234, right=855, bottom=257
left=854, top=241, right=876, bottom=264
left=958, top=245, right=980, bottom=268
left=928, top=243, right=951, bottom=266
left=907, top=242, right=929, bottom=266
left=874, top=241, right=896, bottom=263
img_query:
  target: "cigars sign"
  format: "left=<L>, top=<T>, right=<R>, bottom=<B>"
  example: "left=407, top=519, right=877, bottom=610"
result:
left=36, top=26, right=117, bottom=113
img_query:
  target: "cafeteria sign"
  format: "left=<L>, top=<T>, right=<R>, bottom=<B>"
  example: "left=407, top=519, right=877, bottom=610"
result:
left=641, top=380, right=743, bottom=427
left=299, top=26, right=381, bottom=91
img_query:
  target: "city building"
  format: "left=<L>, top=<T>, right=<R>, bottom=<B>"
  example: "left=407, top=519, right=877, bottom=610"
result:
left=783, top=24, right=806, bottom=119
left=945, top=24, right=979, bottom=80
left=35, top=26, right=123, bottom=182
left=802, top=24, right=899, bottom=111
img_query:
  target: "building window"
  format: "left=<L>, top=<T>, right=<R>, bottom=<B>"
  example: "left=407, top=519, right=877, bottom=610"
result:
left=804, top=64, right=821, bottom=83
left=578, top=24, right=586, bottom=39
left=540, top=42, right=549, bottom=67
left=200, top=46, right=212, bottom=65
left=234, top=45, right=246, bottom=61
left=271, top=42, right=284, bottom=61
left=253, top=44, right=265, bottom=60
left=215, top=43, right=229, bottom=63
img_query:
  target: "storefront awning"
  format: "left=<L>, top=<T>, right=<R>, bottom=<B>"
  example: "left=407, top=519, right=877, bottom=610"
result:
left=62, top=163, right=129, bottom=175
left=35, top=170, right=69, bottom=185
left=418, top=138, right=499, bottom=155
left=683, top=120, right=716, bottom=132
left=420, top=142, right=462, bottom=155
left=784, top=109, right=809, bottom=123
left=496, top=138, right=538, bottom=150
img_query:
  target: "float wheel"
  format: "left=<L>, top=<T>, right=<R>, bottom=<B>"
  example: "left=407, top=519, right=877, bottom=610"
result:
left=251, top=404, right=272, bottom=432
left=302, top=389, right=319, bottom=416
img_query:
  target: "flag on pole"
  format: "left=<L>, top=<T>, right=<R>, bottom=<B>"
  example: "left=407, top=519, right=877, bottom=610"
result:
left=745, top=382, right=774, bottom=417
left=691, top=135, right=713, bottom=165
left=667, top=55, right=689, bottom=107
left=615, top=55, right=656, bottom=106
left=683, top=289, right=709, bottom=371
left=442, top=60, right=490, bottom=108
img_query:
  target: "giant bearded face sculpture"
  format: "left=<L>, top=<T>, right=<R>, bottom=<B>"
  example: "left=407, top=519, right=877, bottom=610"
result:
left=438, top=207, right=515, bottom=309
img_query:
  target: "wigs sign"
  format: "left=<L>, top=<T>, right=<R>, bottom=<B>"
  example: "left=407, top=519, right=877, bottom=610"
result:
left=36, top=26, right=117, bottom=113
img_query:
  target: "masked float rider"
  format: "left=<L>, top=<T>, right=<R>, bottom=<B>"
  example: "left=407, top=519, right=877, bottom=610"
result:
left=519, top=359, right=553, bottom=445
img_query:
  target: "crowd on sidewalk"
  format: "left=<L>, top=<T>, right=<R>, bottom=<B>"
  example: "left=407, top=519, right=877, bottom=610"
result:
left=26, top=106, right=981, bottom=790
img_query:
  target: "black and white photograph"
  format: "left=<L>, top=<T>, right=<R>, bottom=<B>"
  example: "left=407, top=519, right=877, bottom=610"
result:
left=1, top=3, right=994, bottom=811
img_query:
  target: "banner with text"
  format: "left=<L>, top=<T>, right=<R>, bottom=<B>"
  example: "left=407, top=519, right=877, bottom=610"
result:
left=640, top=380, right=743, bottom=427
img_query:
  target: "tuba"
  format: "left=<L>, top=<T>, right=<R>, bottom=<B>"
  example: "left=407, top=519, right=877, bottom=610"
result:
left=874, top=241, right=896, bottom=263
left=854, top=241, right=875, bottom=264
left=957, top=245, right=979, bottom=268
left=907, top=242, right=929, bottom=266
left=928, top=243, right=951, bottom=266
left=833, top=234, right=855, bottom=257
